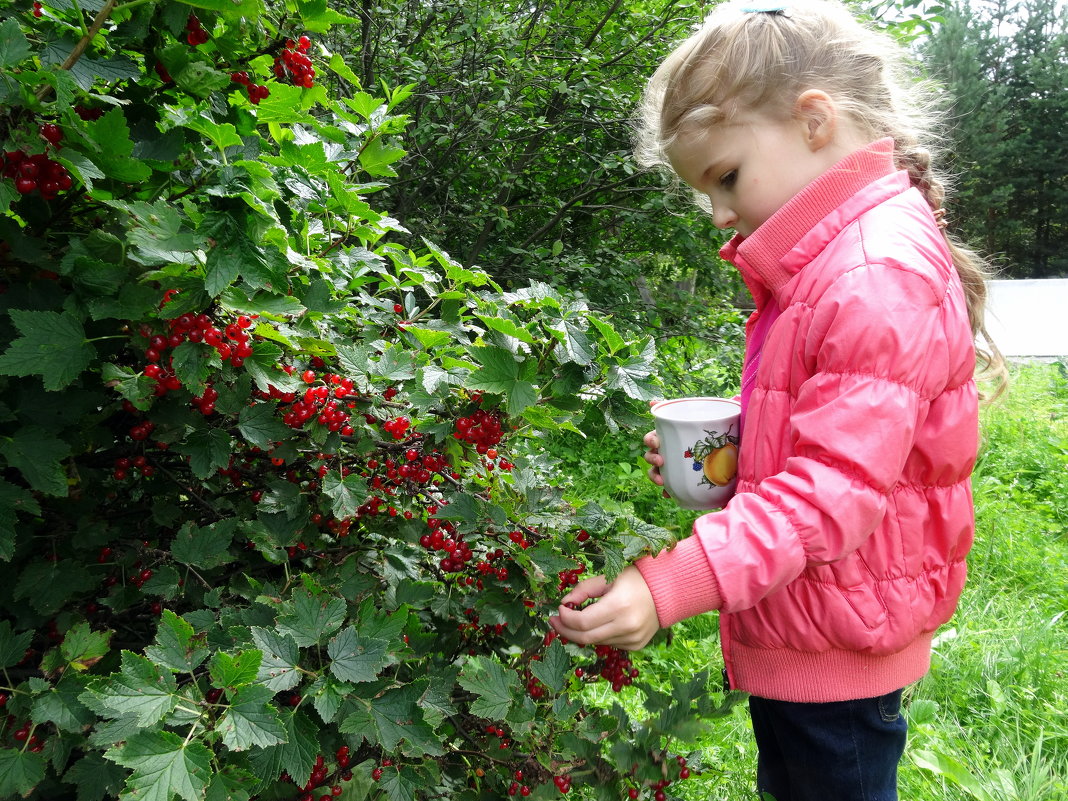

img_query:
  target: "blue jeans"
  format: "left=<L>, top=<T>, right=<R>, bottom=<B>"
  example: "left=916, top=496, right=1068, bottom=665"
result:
left=748, top=689, right=907, bottom=801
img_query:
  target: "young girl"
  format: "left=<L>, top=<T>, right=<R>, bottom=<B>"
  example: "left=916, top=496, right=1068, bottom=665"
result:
left=549, top=1, right=1005, bottom=798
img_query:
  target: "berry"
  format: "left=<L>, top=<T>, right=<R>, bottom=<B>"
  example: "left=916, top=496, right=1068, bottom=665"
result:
left=39, top=124, right=62, bottom=145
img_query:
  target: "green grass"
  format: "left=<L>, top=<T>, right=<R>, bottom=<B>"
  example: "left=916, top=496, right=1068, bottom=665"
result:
left=558, top=361, right=1068, bottom=800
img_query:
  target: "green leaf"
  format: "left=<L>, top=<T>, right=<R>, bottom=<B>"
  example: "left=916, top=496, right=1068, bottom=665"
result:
left=911, top=749, right=995, bottom=801
left=82, top=108, right=152, bottom=182
left=60, top=622, right=112, bottom=672
left=339, top=685, right=442, bottom=756
left=588, top=314, right=626, bottom=355
left=0, top=424, right=70, bottom=496
left=14, top=558, right=95, bottom=616
left=31, top=674, right=95, bottom=733
left=475, top=313, right=536, bottom=344
left=0, top=621, right=32, bottom=669
left=246, top=709, right=318, bottom=788
left=170, top=519, right=236, bottom=570
left=552, top=320, right=595, bottom=366
left=145, top=610, right=210, bottom=673
left=105, top=730, right=212, bottom=801
left=102, top=363, right=156, bottom=411
left=468, top=346, right=538, bottom=415
left=175, top=427, right=234, bottom=480
left=170, top=341, right=216, bottom=396
left=250, top=627, right=301, bottom=692
left=327, top=626, right=392, bottom=683
left=359, top=135, right=406, bottom=178
left=238, top=404, right=291, bottom=450
left=276, top=588, right=347, bottom=647
left=0, top=748, right=45, bottom=798
left=209, top=650, right=262, bottom=690
left=217, top=684, right=287, bottom=751
left=0, top=18, right=32, bottom=68
left=321, top=471, right=370, bottom=519
left=95, top=651, right=179, bottom=726
left=457, top=655, right=518, bottom=720
left=63, top=752, right=126, bottom=801
left=529, top=640, right=571, bottom=694
left=0, top=309, right=95, bottom=390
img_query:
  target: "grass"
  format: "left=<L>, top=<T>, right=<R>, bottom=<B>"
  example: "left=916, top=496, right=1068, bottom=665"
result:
left=554, top=361, right=1068, bottom=799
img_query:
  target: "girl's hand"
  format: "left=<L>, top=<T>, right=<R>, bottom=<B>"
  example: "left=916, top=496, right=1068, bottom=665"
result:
left=643, top=429, right=665, bottom=486
left=548, top=566, right=659, bottom=651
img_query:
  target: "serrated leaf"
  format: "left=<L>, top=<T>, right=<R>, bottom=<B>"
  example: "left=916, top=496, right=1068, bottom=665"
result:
left=102, top=363, right=156, bottom=410
left=145, top=610, right=209, bottom=673
left=170, top=519, right=236, bottom=570
left=339, top=685, right=441, bottom=756
left=169, top=341, right=216, bottom=395
left=475, top=313, right=536, bottom=344
left=175, top=427, right=233, bottom=479
left=217, top=684, right=287, bottom=751
left=63, top=752, right=126, bottom=801
left=14, top=558, right=95, bottom=616
left=0, top=424, right=70, bottom=497
left=0, top=18, right=32, bottom=67
left=588, top=314, right=626, bottom=355
left=276, top=588, right=346, bottom=647
left=105, top=730, right=212, bottom=801
left=31, top=674, right=95, bottom=732
left=251, top=627, right=301, bottom=693
left=0, top=309, right=95, bottom=390
left=552, top=320, right=595, bottom=366
left=237, top=404, right=291, bottom=450
left=0, top=748, right=46, bottom=797
left=457, top=655, right=518, bottom=721
left=60, top=622, right=112, bottom=672
left=209, top=650, right=262, bottom=690
left=321, top=470, right=369, bottom=519
left=246, top=709, right=318, bottom=788
left=81, top=108, right=152, bottom=182
left=327, top=626, right=392, bottom=683
left=96, top=651, right=179, bottom=726
left=468, top=346, right=538, bottom=415
left=529, top=640, right=570, bottom=694
left=0, top=620, right=33, bottom=670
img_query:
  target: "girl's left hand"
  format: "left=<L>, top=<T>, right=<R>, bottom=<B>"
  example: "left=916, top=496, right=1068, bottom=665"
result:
left=548, top=566, right=659, bottom=650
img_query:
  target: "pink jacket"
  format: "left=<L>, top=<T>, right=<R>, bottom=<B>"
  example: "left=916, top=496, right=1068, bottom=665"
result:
left=636, top=139, right=979, bottom=703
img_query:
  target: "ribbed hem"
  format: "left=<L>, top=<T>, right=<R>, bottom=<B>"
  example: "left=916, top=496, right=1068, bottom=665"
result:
left=634, top=536, right=723, bottom=628
left=729, top=632, right=933, bottom=703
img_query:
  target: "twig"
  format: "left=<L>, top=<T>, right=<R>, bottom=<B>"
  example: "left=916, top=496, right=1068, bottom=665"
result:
left=35, top=0, right=119, bottom=102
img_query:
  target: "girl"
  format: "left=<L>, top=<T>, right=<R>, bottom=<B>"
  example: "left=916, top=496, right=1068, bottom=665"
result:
left=549, top=1, right=1005, bottom=798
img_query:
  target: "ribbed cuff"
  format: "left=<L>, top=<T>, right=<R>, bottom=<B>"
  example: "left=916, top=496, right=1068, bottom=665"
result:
left=634, top=536, right=723, bottom=628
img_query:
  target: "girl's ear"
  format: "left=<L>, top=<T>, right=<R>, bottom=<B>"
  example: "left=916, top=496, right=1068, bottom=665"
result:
left=793, top=89, right=838, bottom=151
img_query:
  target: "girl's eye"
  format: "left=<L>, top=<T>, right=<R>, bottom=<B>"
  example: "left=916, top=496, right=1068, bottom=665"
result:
left=719, top=170, right=737, bottom=188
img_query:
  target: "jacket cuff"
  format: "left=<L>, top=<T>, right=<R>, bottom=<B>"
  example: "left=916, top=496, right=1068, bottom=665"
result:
left=634, top=535, right=723, bottom=628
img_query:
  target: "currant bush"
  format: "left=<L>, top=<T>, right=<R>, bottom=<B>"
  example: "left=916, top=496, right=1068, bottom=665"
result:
left=0, top=3, right=743, bottom=800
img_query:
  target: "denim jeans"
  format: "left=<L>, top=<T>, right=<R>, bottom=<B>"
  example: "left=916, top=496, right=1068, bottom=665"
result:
left=748, top=689, right=907, bottom=801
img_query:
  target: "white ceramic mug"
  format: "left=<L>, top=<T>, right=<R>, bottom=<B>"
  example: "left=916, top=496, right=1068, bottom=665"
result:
left=651, top=397, right=741, bottom=510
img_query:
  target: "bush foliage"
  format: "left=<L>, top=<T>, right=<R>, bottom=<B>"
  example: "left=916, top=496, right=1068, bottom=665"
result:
left=0, top=3, right=742, bottom=800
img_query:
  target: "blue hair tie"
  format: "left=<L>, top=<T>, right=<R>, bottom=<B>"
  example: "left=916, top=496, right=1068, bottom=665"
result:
left=741, top=2, right=790, bottom=13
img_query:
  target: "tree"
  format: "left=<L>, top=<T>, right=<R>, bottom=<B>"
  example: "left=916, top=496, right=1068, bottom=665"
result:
left=0, top=3, right=743, bottom=800
left=921, top=0, right=1068, bottom=276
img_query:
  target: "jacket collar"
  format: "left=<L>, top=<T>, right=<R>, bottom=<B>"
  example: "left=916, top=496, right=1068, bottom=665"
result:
left=719, top=137, right=901, bottom=303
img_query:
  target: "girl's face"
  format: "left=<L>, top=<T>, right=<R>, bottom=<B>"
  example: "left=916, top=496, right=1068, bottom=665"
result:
left=667, top=107, right=850, bottom=238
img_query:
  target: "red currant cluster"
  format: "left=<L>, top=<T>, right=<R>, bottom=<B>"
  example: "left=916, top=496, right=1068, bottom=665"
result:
left=626, top=756, right=693, bottom=800
left=281, top=752, right=350, bottom=801
left=579, top=644, right=639, bottom=693
left=185, top=13, right=209, bottom=46
left=191, top=384, right=219, bottom=416
left=370, top=758, right=393, bottom=782
left=274, top=36, right=315, bottom=88
left=277, top=379, right=355, bottom=435
left=31, top=2, right=43, bottom=17
left=5, top=717, right=45, bottom=752
left=229, top=71, right=271, bottom=105
left=112, top=454, right=155, bottom=480
left=75, top=105, right=105, bottom=121
left=453, top=409, right=503, bottom=452
left=382, top=414, right=412, bottom=440
left=139, top=307, right=257, bottom=395
left=557, top=563, right=586, bottom=591
left=3, top=125, right=73, bottom=200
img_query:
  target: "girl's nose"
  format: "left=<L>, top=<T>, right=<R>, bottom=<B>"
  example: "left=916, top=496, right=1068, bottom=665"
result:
left=711, top=205, right=737, bottom=230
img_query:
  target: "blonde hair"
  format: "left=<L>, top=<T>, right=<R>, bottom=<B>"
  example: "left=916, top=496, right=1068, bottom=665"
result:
left=636, top=0, right=1006, bottom=393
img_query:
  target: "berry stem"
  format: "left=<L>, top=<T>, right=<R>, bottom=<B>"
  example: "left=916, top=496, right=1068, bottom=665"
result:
left=34, top=0, right=118, bottom=101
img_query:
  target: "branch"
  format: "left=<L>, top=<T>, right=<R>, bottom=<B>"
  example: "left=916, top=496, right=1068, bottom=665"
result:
left=35, top=0, right=119, bottom=102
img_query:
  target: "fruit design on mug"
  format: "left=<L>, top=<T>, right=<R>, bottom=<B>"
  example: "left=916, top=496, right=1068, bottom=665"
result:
left=684, top=425, right=739, bottom=487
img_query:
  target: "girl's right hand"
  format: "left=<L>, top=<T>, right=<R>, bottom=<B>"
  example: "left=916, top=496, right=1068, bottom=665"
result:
left=643, top=430, right=666, bottom=487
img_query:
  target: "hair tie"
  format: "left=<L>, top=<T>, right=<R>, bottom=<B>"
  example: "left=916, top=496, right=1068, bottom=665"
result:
left=740, top=3, right=791, bottom=14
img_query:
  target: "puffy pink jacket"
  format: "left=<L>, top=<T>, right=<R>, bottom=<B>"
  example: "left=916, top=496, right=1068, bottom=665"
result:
left=635, top=139, right=979, bottom=703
